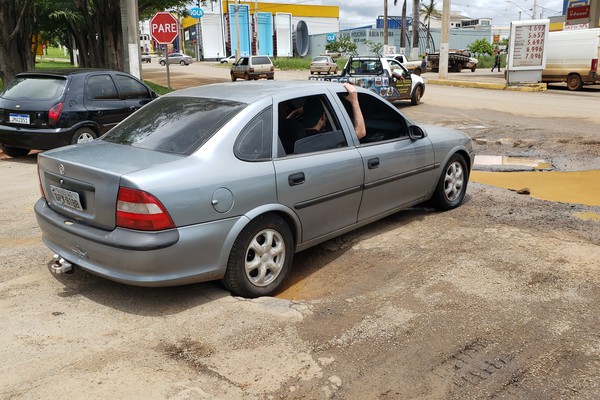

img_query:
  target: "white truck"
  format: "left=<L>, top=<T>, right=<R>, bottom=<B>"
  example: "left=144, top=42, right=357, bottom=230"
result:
left=385, top=54, right=425, bottom=75
left=542, top=28, right=600, bottom=91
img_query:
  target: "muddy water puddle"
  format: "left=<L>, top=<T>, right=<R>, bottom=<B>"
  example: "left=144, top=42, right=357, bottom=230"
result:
left=470, top=170, right=600, bottom=207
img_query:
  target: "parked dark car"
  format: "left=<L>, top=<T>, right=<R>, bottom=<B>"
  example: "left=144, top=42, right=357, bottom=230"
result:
left=35, top=81, right=473, bottom=298
left=0, top=69, right=158, bottom=157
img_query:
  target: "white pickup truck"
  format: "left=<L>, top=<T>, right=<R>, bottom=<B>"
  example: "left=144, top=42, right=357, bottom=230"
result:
left=385, top=54, right=425, bottom=75
left=308, top=56, right=425, bottom=105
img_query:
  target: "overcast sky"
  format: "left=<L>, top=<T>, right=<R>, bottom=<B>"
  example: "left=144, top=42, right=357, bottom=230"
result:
left=308, top=0, right=566, bottom=29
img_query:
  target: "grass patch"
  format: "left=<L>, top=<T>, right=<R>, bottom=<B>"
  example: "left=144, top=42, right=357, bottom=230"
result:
left=35, top=59, right=74, bottom=69
left=144, top=80, right=169, bottom=95
left=273, top=57, right=348, bottom=72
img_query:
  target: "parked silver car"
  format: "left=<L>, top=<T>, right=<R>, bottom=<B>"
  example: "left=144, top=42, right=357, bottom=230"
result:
left=230, top=55, right=274, bottom=80
left=310, top=56, right=338, bottom=75
left=159, top=52, right=193, bottom=66
left=35, top=81, right=473, bottom=297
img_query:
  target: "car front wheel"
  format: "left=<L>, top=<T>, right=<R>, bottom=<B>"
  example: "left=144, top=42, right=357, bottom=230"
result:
left=180, top=60, right=186, bottom=66
left=71, top=127, right=97, bottom=144
left=159, top=60, right=166, bottom=66
left=231, top=72, right=237, bottom=81
left=222, top=214, right=293, bottom=298
left=432, top=154, right=468, bottom=210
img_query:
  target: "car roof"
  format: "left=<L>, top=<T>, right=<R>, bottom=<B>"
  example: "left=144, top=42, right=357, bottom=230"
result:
left=168, top=81, right=347, bottom=104
left=16, top=69, right=124, bottom=78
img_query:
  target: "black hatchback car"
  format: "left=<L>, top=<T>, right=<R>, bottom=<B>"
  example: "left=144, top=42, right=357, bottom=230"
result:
left=0, top=69, right=158, bottom=157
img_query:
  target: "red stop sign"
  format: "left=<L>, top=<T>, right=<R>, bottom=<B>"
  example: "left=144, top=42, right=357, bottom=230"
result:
left=150, top=12, right=179, bottom=44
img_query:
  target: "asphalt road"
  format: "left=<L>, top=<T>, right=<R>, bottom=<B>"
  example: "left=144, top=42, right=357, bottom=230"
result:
left=1, top=63, right=600, bottom=399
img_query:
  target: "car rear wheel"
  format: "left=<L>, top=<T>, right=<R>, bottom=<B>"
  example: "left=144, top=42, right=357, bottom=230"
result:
left=243, top=72, right=250, bottom=81
left=0, top=145, right=30, bottom=157
left=71, top=127, right=97, bottom=144
left=567, top=74, right=583, bottom=91
left=411, top=85, right=422, bottom=105
left=180, top=60, right=186, bottom=66
left=432, top=154, right=468, bottom=210
left=222, top=214, right=293, bottom=298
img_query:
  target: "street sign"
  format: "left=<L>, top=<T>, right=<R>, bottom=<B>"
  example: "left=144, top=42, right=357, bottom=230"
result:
left=150, top=12, right=179, bottom=44
left=189, top=7, right=204, bottom=19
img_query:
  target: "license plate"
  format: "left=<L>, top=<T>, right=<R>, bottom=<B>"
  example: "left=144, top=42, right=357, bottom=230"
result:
left=50, top=185, right=83, bottom=211
left=9, top=113, right=30, bottom=124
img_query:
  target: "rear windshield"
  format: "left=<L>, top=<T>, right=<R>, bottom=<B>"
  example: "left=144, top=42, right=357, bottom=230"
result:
left=102, top=97, right=247, bottom=155
left=252, top=56, right=271, bottom=65
left=313, top=57, right=327, bottom=62
left=2, top=76, right=66, bottom=100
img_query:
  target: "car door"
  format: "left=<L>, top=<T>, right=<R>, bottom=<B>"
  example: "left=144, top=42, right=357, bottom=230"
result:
left=113, top=73, right=156, bottom=117
left=83, top=73, right=128, bottom=133
left=232, top=57, right=249, bottom=79
left=336, top=90, right=435, bottom=222
left=273, top=92, right=363, bottom=244
left=388, top=59, right=412, bottom=99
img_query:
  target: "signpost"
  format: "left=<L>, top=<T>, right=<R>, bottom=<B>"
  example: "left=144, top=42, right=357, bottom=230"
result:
left=150, top=12, right=179, bottom=91
left=506, top=19, right=550, bottom=85
left=189, top=7, right=204, bottom=61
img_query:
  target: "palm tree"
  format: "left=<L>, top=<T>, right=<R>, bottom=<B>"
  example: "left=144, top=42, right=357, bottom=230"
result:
left=421, top=0, right=441, bottom=47
left=383, top=0, right=400, bottom=46
left=411, top=0, right=420, bottom=58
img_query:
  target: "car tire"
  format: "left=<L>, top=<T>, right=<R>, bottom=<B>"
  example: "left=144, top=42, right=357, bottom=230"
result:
left=267, top=74, right=274, bottom=80
left=180, top=60, right=185, bottom=66
left=222, top=214, right=293, bottom=298
left=411, top=85, right=422, bottom=106
left=243, top=72, right=250, bottom=81
left=71, top=127, right=97, bottom=144
left=431, top=153, right=469, bottom=211
left=0, top=145, right=30, bottom=157
left=471, top=66, right=476, bottom=72
left=159, top=60, right=166, bottom=66
left=567, top=74, right=583, bottom=91
left=231, top=72, right=237, bottom=81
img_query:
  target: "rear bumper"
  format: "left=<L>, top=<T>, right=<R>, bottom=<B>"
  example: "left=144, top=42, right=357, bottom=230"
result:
left=0, top=124, right=75, bottom=150
left=34, top=198, right=242, bottom=287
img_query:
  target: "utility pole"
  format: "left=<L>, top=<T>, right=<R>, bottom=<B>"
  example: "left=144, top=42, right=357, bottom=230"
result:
left=384, top=0, right=389, bottom=46
left=591, top=0, right=600, bottom=29
left=532, top=0, right=537, bottom=19
left=439, top=0, right=450, bottom=79
left=234, top=0, right=241, bottom=60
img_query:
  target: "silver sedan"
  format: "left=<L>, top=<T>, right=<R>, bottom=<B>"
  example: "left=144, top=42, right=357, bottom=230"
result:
left=35, top=81, right=473, bottom=297
left=159, top=52, right=194, bottom=66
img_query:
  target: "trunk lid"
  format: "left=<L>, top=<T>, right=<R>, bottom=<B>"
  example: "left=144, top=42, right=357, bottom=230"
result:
left=38, top=141, right=183, bottom=230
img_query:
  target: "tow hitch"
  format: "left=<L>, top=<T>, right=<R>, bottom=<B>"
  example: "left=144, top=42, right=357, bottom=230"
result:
left=50, top=254, right=73, bottom=274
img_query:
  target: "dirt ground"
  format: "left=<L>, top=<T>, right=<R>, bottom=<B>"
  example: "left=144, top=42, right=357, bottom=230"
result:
left=1, top=68, right=600, bottom=399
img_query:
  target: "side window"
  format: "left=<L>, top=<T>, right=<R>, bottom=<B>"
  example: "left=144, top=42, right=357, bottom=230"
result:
left=115, top=74, right=150, bottom=99
left=241, top=58, right=249, bottom=66
left=86, top=74, right=119, bottom=100
left=337, top=91, right=408, bottom=144
left=235, top=107, right=273, bottom=161
left=277, top=95, right=347, bottom=156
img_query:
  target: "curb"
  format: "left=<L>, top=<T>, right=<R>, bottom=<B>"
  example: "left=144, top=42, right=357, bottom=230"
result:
left=426, top=79, right=547, bottom=92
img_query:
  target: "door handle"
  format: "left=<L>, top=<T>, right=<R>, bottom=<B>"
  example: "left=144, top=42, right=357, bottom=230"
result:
left=288, top=172, right=305, bottom=186
left=367, top=158, right=380, bottom=169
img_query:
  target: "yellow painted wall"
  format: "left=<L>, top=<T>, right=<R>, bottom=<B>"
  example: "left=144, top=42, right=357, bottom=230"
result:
left=222, top=2, right=339, bottom=18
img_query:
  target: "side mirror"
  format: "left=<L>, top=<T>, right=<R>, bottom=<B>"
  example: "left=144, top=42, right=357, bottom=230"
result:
left=408, top=125, right=426, bottom=140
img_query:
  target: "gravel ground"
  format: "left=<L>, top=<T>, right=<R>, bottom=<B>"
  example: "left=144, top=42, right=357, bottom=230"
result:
left=1, top=70, right=599, bottom=399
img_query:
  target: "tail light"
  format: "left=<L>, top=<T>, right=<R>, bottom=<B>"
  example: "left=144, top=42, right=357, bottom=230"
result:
left=48, top=102, right=64, bottom=125
left=37, top=160, right=46, bottom=199
left=116, top=187, right=175, bottom=231
left=249, top=67, right=255, bottom=73
left=591, top=59, right=598, bottom=72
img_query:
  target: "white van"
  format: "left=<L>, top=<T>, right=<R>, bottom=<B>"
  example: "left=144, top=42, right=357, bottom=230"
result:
left=542, top=28, right=600, bottom=90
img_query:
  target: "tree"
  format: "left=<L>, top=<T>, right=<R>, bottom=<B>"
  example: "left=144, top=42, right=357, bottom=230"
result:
left=420, top=0, right=440, bottom=48
left=468, top=38, right=493, bottom=56
left=411, top=0, right=420, bottom=58
left=0, top=0, right=210, bottom=86
left=365, top=40, right=384, bottom=57
left=0, top=0, right=36, bottom=85
left=325, top=35, right=357, bottom=56
left=400, top=0, right=407, bottom=49
left=383, top=0, right=400, bottom=47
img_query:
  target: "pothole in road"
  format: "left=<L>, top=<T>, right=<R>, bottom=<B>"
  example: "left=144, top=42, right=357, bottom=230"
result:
left=470, top=169, right=600, bottom=207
